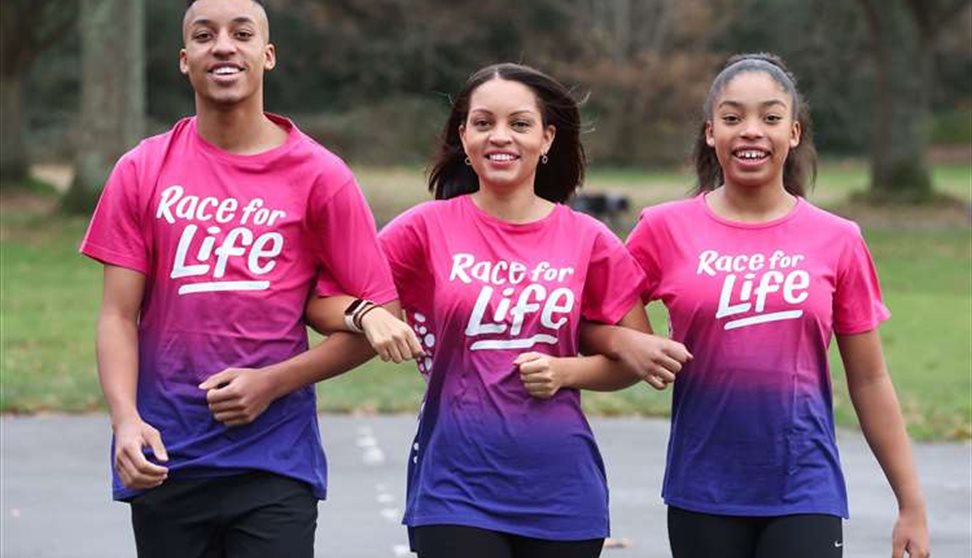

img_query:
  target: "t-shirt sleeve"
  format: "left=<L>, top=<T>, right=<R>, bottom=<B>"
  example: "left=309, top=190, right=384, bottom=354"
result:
left=78, top=151, right=149, bottom=274
left=833, top=227, right=890, bottom=335
left=309, top=176, right=398, bottom=304
left=377, top=208, right=429, bottom=314
left=625, top=208, right=663, bottom=303
left=581, top=223, right=646, bottom=324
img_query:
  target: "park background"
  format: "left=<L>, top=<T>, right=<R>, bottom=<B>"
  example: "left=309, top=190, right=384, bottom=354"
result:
left=1, top=0, right=970, bottom=442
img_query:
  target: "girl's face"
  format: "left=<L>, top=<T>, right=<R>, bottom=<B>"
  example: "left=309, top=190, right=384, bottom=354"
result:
left=705, top=71, right=801, bottom=191
left=459, top=78, right=555, bottom=196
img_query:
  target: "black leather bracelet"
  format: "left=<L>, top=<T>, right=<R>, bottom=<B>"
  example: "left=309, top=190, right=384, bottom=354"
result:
left=354, top=303, right=381, bottom=330
left=344, top=298, right=372, bottom=333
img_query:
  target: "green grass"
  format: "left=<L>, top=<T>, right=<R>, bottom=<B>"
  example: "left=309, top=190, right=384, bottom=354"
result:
left=1, top=212, right=104, bottom=412
left=830, top=229, right=972, bottom=440
left=1, top=163, right=970, bottom=440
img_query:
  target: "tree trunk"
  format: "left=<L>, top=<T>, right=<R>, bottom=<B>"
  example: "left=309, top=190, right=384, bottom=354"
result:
left=860, top=0, right=934, bottom=202
left=63, top=0, right=144, bottom=214
left=0, top=74, right=28, bottom=183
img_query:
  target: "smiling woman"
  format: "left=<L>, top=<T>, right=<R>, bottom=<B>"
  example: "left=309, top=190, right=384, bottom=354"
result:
left=427, top=63, right=586, bottom=207
left=458, top=79, right=555, bottom=207
left=366, top=63, right=692, bottom=558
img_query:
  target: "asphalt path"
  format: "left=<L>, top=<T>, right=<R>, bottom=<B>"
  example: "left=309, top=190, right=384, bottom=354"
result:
left=1, top=414, right=969, bottom=557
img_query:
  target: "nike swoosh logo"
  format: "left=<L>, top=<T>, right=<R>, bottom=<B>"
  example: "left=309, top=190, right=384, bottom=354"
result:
left=834, top=541, right=843, bottom=547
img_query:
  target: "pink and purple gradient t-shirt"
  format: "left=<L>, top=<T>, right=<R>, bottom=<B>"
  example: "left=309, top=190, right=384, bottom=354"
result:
left=80, top=114, right=397, bottom=501
left=373, top=195, right=644, bottom=540
left=627, top=194, right=890, bottom=518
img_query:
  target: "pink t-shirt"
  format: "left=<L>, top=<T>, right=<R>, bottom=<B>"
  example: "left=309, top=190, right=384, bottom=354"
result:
left=80, top=114, right=396, bottom=501
left=627, top=194, right=890, bottom=518
left=371, top=194, right=644, bottom=539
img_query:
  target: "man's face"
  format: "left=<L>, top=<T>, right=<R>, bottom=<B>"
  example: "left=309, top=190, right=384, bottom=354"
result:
left=179, top=0, right=275, bottom=110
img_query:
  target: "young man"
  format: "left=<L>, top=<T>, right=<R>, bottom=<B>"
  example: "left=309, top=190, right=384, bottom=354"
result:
left=80, top=1, right=419, bottom=556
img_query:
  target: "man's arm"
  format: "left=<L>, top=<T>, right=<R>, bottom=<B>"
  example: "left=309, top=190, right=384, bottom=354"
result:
left=98, top=265, right=168, bottom=489
left=199, top=297, right=420, bottom=426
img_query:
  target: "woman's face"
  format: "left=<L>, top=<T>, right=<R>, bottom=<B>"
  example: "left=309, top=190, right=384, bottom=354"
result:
left=705, top=71, right=801, bottom=191
left=459, top=78, right=555, bottom=195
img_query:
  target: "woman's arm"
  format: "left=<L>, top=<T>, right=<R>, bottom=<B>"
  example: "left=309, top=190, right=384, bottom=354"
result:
left=517, top=303, right=692, bottom=399
left=837, top=330, right=930, bottom=558
left=305, top=294, right=423, bottom=363
left=580, top=303, right=692, bottom=390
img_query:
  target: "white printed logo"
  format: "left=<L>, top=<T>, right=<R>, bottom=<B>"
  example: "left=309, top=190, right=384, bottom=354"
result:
left=449, top=253, right=575, bottom=350
left=697, top=249, right=809, bottom=330
left=156, top=185, right=287, bottom=295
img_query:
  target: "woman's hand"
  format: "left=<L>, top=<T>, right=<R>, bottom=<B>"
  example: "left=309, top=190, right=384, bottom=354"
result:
left=360, top=306, right=425, bottom=363
left=515, top=352, right=567, bottom=399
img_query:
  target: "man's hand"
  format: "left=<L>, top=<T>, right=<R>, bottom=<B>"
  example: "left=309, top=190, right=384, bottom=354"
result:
left=199, top=368, right=279, bottom=426
left=615, top=329, right=692, bottom=390
left=360, top=307, right=425, bottom=363
left=515, top=352, right=566, bottom=400
left=113, top=416, right=168, bottom=490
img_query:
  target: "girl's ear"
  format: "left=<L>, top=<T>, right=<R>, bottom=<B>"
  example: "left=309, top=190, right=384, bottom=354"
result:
left=705, top=121, right=715, bottom=148
left=790, top=120, right=802, bottom=148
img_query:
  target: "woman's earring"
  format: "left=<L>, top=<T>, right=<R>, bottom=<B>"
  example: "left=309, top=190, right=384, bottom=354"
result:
left=541, top=153, right=549, bottom=165
left=464, top=156, right=471, bottom=166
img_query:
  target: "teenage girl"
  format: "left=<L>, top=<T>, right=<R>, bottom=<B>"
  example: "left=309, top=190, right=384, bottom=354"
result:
left=619, top=53, right=930, bottom=558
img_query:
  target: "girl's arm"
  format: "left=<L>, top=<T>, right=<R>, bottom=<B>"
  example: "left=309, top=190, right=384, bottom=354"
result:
left=517, top=303, right=691, bottom=399
left=837, top=330, right=930, bottom=558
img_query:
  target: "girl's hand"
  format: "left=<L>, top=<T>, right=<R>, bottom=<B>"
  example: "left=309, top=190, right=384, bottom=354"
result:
left=892, top=505, right=930, bottom=558
left=615, top=329, right=692, bottom=390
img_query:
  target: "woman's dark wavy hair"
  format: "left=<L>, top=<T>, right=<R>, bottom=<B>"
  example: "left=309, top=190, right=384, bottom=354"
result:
left=427, top=63, right=586, bottom=204
left=692, top=52, right=817, bottom=197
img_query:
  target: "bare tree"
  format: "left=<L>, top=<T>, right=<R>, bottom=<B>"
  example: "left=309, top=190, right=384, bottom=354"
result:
left=63, top=0, right=145, bottom=213
left=0, top=0, right=77, bottom=184
left=856, top=0, right=970, bottom=201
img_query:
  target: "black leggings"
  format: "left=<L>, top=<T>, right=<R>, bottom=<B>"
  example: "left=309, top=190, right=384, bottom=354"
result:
left=412, top=524, right=604, bottom=558
left=668, top=506, right=843, bottom=558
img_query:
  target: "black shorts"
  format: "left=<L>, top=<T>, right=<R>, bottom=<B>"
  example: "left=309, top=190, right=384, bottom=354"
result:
left=412, top=524, right=604, bottom=558
left=129, top=471, right=317, bottom=558
left=668, top=506, right=843, bottom=558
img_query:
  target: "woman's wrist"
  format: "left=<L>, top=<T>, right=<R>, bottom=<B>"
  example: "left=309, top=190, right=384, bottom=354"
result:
left=553, top=357, right=579, bottom=389
left=358, top=305, right=390, bottom=333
